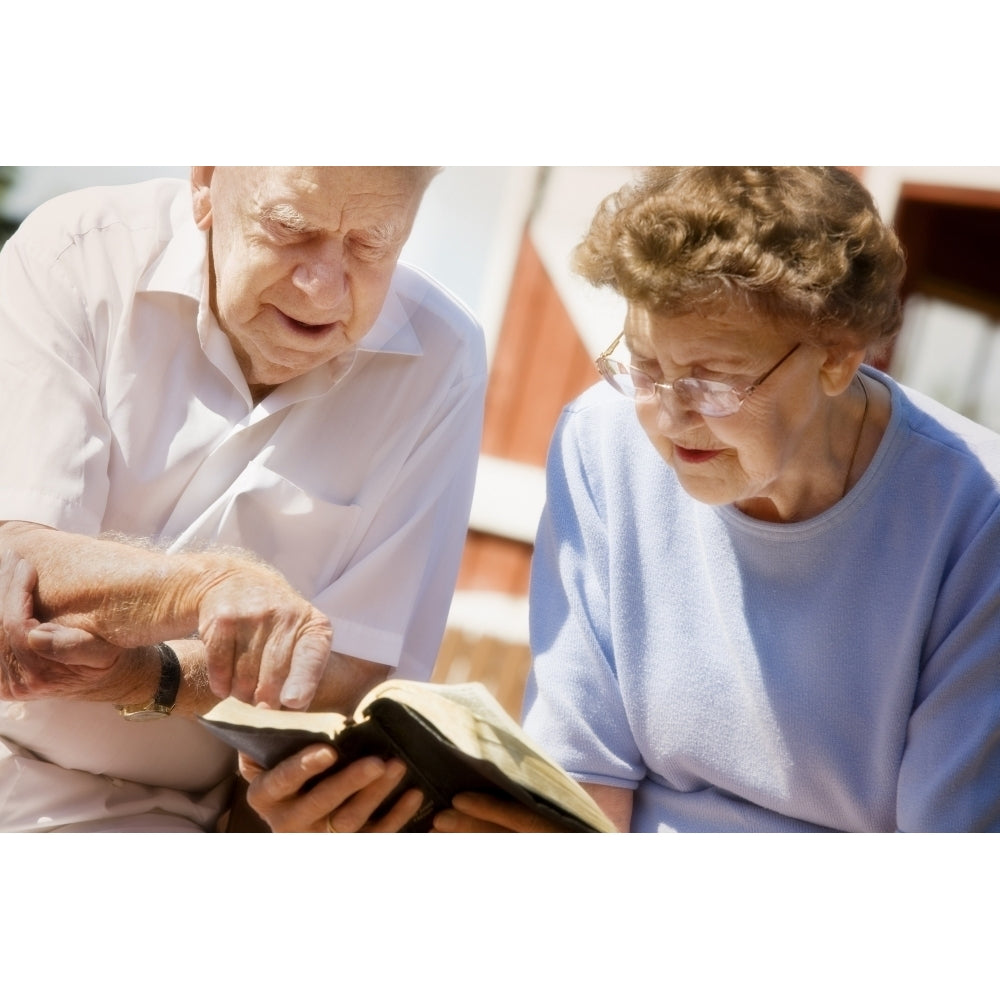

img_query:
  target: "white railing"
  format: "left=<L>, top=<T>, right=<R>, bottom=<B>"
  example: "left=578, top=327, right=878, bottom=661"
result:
left=891, top=294, right=1000, bottom=432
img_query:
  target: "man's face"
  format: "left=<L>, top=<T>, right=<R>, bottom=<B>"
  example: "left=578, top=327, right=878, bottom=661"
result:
left=191, top=166, right=425, bottom=398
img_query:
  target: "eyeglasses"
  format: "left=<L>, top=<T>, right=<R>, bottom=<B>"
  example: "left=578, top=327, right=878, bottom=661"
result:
left=595, top=333, right=801, bottom=418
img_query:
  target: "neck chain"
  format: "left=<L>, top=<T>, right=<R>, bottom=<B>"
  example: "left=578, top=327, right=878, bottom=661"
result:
left=842, top=373, right=870, bottom=498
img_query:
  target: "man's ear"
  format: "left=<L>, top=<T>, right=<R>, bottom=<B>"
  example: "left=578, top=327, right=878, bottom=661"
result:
left=190, top=167, right=215, bottom=231
left=819, top=340, right=868, bottom=397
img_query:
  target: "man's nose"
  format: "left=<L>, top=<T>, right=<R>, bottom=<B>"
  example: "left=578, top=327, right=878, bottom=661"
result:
left=291, top=242, right=348, bottom=309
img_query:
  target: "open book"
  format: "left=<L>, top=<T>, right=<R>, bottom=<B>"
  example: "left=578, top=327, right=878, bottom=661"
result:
left=199, top=679, right=616, bottom=833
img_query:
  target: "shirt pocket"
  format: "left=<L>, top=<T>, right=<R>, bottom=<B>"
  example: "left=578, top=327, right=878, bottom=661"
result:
left=166, top=459, right=362, bottom=598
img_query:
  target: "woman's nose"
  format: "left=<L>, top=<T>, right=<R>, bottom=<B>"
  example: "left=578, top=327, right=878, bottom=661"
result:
left=652, top=386, right=699, bottom=433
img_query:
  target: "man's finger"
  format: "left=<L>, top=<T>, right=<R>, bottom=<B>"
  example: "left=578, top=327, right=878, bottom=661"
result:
left=4, top=557, right=39, bottom=635
left=369, top=786, right=424, bottom=833
left=201, top=616, right=237, bottom=701
left=230, top=623, right=269, bottom=704
left=237, top=752, right=263, bottom=783
left=327, top=758, right=407, bottom=832
left=327, top=760, right=406, bottom=833
left=26, top=623, right=119, bottom=667
left=279, top=624, right=333, bottom=709
left=251, top=627, right=298, bottom=709
left=247, top=744, right=339, bottom=805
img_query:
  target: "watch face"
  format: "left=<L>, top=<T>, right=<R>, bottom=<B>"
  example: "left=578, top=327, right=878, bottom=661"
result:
left=120, top=707, right=170, bottom=721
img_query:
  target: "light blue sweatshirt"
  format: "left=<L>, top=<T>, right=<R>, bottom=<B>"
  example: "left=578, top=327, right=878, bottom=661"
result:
left=525, top=368, right=1000, bottom=831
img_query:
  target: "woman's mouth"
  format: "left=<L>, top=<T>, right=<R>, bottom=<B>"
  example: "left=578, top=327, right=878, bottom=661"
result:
left=674, top=445, right=722, bottom=464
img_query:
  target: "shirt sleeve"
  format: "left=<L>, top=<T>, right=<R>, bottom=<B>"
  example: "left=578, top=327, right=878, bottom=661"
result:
left=0, top=220, right=111, bottom=533
left=523, top=404, right=646, bottom=789
left=318, top=364, right=486, bottom=681
left=896, top=500, right=1000, bottom=832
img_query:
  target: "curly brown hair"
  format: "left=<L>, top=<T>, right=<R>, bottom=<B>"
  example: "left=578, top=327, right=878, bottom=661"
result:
left=573, top=167, right=906, bottom=352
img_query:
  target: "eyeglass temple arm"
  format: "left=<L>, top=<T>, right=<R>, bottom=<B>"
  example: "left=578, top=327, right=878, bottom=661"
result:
left=596, top=331, right=627, bottom=364
left=746, top=342, right=801, bottom=394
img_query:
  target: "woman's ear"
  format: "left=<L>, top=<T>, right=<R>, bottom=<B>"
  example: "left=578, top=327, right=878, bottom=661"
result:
left=818, top=341, right=868, bottom=397
left=190, top=167, right=215, bottom=231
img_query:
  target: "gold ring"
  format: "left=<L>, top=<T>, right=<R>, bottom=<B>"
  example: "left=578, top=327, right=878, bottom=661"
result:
left=325, top=816, right=339, bottom=833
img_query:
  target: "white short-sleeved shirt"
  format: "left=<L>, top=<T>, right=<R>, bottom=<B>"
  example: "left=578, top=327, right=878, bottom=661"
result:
left=0, top=178, right=487, bottom=831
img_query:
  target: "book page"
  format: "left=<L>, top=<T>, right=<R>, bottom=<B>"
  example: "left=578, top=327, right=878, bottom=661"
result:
left=202, top=698, right=348, bottom=737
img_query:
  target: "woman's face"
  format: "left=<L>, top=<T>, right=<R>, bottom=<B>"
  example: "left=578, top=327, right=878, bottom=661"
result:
left=625, top=303, right=853, bottom=522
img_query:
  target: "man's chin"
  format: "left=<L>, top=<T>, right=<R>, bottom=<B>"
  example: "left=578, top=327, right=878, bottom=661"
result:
left=251, top=345, right=358, bottom=390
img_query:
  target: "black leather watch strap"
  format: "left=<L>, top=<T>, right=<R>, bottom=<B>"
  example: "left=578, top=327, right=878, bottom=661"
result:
left=116, top=642, right=182, bottom=720
left=152, top=642, right=182, bottom=710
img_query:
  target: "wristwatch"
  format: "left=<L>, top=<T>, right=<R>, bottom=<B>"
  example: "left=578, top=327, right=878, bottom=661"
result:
left=116, top=643, right=182, bottom=721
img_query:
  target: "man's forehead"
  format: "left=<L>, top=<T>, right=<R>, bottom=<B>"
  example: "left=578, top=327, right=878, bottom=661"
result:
left=254, top=166, right=418, bottom=200
left=243, top=166, right=422, bottom=227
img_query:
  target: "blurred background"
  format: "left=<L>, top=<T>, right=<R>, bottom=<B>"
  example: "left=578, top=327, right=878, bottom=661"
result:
left=3, top=165, right=1000, bottom=717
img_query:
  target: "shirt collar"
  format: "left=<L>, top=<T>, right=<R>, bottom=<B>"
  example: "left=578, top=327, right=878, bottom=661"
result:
left=356, top=266, right=423, bottom=359
left=275, top=275, right=423, bottom=405
left=142, top=183, right=206, bottom=300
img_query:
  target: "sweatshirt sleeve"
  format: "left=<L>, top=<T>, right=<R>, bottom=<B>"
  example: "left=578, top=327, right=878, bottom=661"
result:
left=523, top=402, right=645, bottom=789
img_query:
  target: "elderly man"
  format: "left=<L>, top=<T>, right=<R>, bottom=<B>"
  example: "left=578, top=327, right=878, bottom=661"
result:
left=0, top=167, right=486, bottom=832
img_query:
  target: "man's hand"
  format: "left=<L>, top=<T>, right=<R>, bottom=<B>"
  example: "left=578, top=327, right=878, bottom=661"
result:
left=0, top=523, right=335, bottom=710
left=0, top=548, right=349, bottom=716
left=239, top=746, right=424, bottom=833
left=193, top=566, right=333, bottom=710
left=0, top=551, right=143, bottom=702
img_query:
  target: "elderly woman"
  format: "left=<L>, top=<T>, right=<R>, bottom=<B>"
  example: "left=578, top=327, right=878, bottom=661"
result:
left=245, top=166, right=1000, bottom=832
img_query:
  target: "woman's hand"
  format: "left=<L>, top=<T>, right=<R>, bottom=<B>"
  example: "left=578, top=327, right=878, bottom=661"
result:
left=239, top=745, right=424, bottom=833
left=432, top=784, right=631, bottom=832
